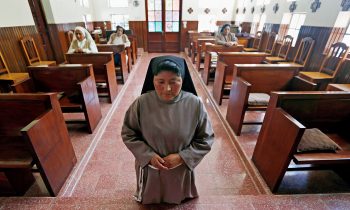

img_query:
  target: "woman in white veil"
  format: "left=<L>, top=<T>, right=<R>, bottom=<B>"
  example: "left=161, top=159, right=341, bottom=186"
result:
left=68, top=26, right=98, bottom=53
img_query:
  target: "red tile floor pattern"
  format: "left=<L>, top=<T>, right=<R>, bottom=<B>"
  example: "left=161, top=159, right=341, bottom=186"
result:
left=1, top=52, right=350, bottom=209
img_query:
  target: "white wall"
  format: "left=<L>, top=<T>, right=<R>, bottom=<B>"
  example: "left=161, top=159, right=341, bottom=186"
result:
left=44, top=0, right=94, bottom=24
left=91, top=0, right=146, bottom=21
left=182, top=0, right=237, bottom=21
left=235, top=0, right=343, bottom=27
left=0, top=0, right=35, bottom=27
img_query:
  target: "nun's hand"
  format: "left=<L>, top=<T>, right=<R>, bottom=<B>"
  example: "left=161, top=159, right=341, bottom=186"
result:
left=163, top=153, right=184, bottom=169
left=150, top=154, right=168, bottom=170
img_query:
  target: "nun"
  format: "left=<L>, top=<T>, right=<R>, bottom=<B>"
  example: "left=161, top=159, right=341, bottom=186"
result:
left=215, top=24, right=238, bottom=47
left=67, top=26, right=98, bottom=53
left=121, top=55, right=214, bottom=204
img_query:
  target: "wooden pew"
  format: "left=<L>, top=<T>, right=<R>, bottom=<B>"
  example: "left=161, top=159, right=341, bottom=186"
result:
left=226, top=64, right=317, bottom=136
left=213, top=52, right=268, bottom=105
left=202, top=44, right=244, bottom=85
left=128, top=35, right=138, bottom=65
left=65, top=52, right=118, bottom=103
left=192, top=37, right=215, bottom=64
left=0, top=93, right=76, bottom=196
left=187, top=31, right=213, bottom=57
left=0, top=51, right=29, bottom=92
left=326, top=83, right=350, bottom=91
left=195, top=38, right=217, bottom=70
left=12, top=64, right=102, bottom=134
left=252, top=91, right=350, bottom=192
left=96, top=44, right=131, bottom=83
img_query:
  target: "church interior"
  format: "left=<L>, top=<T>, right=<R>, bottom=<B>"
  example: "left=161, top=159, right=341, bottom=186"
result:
left=1, top=0, right=350, bottom=209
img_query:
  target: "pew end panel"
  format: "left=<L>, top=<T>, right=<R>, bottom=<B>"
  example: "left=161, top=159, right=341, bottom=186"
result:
left=252, top=108, right=306, bottom=192
left=213, top=61, right=228, bottom=105
left=21, top=108, right=76, bottom=196
left=0, top=93, right=76, bottom=196
left=226, top=77, right=251, bottom=136
left=78, top=76, right=103, bottom=133
left=65, top=52, right=118, bottom=103
left=253, top=91, right=350, bottom=192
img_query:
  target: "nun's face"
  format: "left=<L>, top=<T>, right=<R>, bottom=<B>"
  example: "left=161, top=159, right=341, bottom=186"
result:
left=75, top=30, right=85, bottom=41
left=223, top=26, right=230, bottom=35
left=153, top=70, right=183, bottom=101
left=116, top=28, right=124, bottom=36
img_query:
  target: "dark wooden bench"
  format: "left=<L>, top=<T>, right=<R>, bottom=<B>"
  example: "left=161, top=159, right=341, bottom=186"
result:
left=0, top=51, right=29, bottom=92
left=213, top=52, right=268, bottom=105
left=12, top=64, right=102, bottom=133
left=226, top=64, right=317, bottom=135
left=65, top=52, right=118, bottom=103
left=195, top=38, right=217, bottom=70
left=190, top=36, right=215, bottom=63
left=0, top=93, right=76, bottom=196
left=96, top=44, right=131, bottom=83
left=202, top=44, right=244, bottom=85
left=252, top=91, right=350, bottom=192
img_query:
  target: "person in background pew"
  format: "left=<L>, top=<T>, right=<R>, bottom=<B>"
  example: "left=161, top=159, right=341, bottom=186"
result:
left=121, top=55, right=214, bottom=204
left=215, top=24, right=238, bottom=47
left=67, top=26, right=98, bottom=53
left=107, top=25, right=131, bottom=66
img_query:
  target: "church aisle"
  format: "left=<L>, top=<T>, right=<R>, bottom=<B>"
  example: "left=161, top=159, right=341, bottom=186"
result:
left=1, top=53, right=350, bottom=209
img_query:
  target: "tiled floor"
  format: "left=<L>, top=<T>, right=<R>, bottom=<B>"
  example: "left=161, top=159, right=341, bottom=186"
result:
left=1, top=52, right=350, bottom=209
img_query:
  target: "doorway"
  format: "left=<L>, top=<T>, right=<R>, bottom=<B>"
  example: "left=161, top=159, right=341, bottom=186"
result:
left=146, top=0, right=182, bottom=52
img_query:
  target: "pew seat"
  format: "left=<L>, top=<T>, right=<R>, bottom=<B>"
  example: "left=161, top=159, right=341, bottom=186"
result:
left=252, top=92, right=350, bottom=192
left=326, top=83, right=350, bottom=91
left=12, top=64, right=102, bottom=133
left=0, top=93, right=76, bottom=196
left=65, top=52, right=118, bottom=103
left=212, top=52, right=268, bottom=105
left=226, top=64, right=317, bottom=136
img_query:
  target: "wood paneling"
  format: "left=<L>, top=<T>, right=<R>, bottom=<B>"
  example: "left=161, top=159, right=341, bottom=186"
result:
left=0, top=26, right=43, bottom=73
left=47, top=22, right=84, bottom=64
left=290, top=26, right=332, bottom=71
left=129, top=21, right=148, bottom=51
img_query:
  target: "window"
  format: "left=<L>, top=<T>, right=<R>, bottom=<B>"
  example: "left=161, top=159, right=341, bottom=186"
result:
left=80, top=0, right=89, bottom=8
left=250, top=14, right=261, bottom=35
left=286, top=13, right=306, bottom=46
left=109, top=0, right=128, bottom=7
left=323, top=12, right=350, bottom=53
left=276, top=13, right=305, bottom=45
left=237, top=0, right=245, bottom=8
left=257, top=14, right=266, bottom=32
left=165, top=0, right=180, bottom=32
left=82, top=14, right=91, bottom=29
left=111, top=15, right=129, bottom=30
left=198, top=15, right=217, bottom=32
left=147, top=0, right=162, bottom=32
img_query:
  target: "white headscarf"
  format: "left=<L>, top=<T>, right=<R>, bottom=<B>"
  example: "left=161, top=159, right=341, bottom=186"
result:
left=68, top=26, right=98, bottom=53
left=73, top=26, right=94, bottom=42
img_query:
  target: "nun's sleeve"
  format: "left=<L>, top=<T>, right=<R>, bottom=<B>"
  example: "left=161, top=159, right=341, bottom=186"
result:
left=83, top=40, right=98, bottom=53
left=121, top=99, right=157, bottom=168
left=67, top=41, right=76, bottom=53
left=179, top=99, right=214, bottom=170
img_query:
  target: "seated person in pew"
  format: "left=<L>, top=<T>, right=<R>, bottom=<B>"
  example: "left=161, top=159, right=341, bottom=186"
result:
left=215, top=24, right=238, bottom=47
left=121, top=56, right=214, bottom=204
left=68, top=26, right=98, bottom=53
left=107, top=25, right=131, bottom=66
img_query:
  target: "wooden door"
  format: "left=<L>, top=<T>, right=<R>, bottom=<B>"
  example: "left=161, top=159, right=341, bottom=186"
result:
left=146, top=0, right=182, bottom=52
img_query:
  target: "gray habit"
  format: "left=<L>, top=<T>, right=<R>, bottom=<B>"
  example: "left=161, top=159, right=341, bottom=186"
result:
left=121, top=90, right=214, bottom=204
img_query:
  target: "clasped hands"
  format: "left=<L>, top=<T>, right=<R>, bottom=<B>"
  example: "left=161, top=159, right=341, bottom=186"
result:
left=224, top=41, right=238, bottom=47
left=74, top=48, right=84, bottom=53
left=150, top=153, right=184, bottom=170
